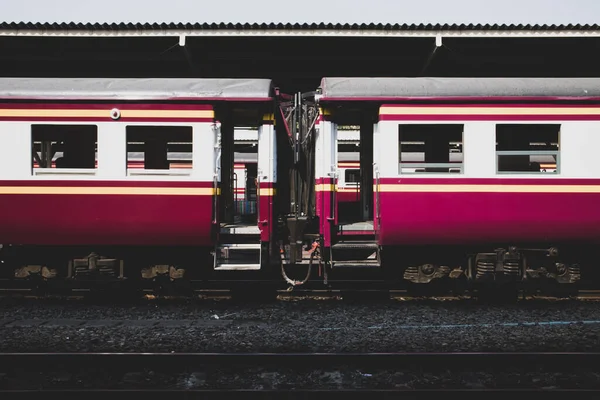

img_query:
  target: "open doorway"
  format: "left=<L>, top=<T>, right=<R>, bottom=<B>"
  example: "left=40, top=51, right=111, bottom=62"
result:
left=336, top=125, right=374, bottom=232
left=232, top=129, right=259, bottom=224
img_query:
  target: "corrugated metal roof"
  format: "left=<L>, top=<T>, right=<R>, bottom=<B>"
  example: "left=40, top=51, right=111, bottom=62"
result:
left=2, top=22, right=600, bottom=37
left=1, top=22, right=600, bottom=30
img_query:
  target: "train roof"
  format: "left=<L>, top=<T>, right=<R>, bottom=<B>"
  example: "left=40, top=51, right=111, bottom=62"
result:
left=318, top=77, right=600, bottom=101
left=0, top=78, right=273, bottom=101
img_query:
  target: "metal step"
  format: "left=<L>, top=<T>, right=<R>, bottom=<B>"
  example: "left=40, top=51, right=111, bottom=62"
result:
left=214, top=241, right=261, bottom=271
left=332, top=260, right=381, bottom=268
left=218, top=243, right=262, bottom=250
left=332, top=240, right=379, bottom=250
left=214, top=263, right=261, bottom=271
left=220, top=224, right=261, bottom=235
left=331, top=239, right=381, bottom=268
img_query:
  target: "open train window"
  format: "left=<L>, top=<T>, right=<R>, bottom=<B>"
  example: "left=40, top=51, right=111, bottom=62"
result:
left=31, top=125, right=97, bottom=175
left=496, top=124, right=560, bottom=174
left=398, top=124, right=464, bottom=174
left=345, top=169, right=361, bottom=184
left=337, top=126, right=360, bottom=163
left=126, top=126, right=193, bottom=176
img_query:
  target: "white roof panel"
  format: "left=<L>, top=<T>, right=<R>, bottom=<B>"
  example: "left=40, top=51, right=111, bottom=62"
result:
left=319, top=77, right=600, bottom=100
left=0, top=78, right=273, bottom=101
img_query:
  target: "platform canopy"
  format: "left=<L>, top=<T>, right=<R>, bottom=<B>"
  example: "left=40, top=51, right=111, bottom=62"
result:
left=318, top=77, right=600, bottom=101
left=2, top=22, right=600, bottom=38
left=2, top=22, right=600, bottom=94
left=0, top=77, right=273, bottom=101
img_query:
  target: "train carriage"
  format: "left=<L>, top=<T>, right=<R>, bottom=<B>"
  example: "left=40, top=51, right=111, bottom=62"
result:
left=313, top=77, right=600, bottom=288
left=2, top=76, right=600, bottom=296
left=0, top=77, right=275, bottom=281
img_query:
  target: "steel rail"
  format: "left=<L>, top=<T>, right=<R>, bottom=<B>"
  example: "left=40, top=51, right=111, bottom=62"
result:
left=1, top=388, right=599, bottom=400
left=0, top=352, right=599, bottom=370
left=1, top=353, right=599, bottom=397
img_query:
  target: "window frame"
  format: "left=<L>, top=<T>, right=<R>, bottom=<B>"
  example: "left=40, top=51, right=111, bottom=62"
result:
left=343, top=168, right=361, bottom=185
left=494, top=124, right=561, bottom=175
left=125, top=125, right=194, bottom=177
left=31, top=124, right=99, bottom=177
left=398, top=123, right=465, bottom=175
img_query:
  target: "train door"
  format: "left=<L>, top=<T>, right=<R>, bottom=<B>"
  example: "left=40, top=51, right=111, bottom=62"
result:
left=233, top=134, right=258, bottom=224
left=336, top=122, right=375, bottom=235
left=314, top=108, right=380, bottom=269
left=213, top=125, right=263, bottom=271
left=337, top=129, right=362, bottom=225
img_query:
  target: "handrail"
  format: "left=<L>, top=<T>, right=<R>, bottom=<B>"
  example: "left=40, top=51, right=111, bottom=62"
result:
left=212, top=173, right=219, bottom=225
left=212, top=123, right=222, bottom=225
left=127, top=169, right=191, bottom=177
left=232, top=172, right=238, bottom=218
left=375, top=166, right=381, bottom=239
left=33, top=169, right=96, bottom=176
left=496, top=150, right=559, bottom=156
left=256, top=172, right=261, bottom=224
left=328, top=168, right=337, bottom=225
left=399, top=162, right=463, bottom=174
left=399, top=162, right=463, bottom=169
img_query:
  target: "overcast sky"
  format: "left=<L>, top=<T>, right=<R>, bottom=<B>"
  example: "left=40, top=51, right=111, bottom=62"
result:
left=1, top=0, right=599, bottom=25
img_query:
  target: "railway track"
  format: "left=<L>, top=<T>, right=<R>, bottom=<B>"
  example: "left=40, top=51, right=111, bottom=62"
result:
left=0, top=274, right=594, bottom=303
left=1, top=352, right=600, bottom=397
left=1, top=288, right=600, bottom=302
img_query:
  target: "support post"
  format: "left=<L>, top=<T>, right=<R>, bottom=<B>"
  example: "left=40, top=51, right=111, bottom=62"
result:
left=360, top=116, right=374, bottom=221
left=220, top=116, right=235, bottom=223
left=315, top=113, right=337, bottom=248
left=257, top=114, right=277, bottom=243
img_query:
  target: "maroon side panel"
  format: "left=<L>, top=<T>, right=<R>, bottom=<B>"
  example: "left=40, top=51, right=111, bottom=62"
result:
left=258, top=182, right=275, bottom=242
left=377, top=178, right=600, bottom=246
left=315, top=177, right=336, bottom=247
left=337, top=190, right=361, bottom=202
left=0, top=181, right=213, bottom=246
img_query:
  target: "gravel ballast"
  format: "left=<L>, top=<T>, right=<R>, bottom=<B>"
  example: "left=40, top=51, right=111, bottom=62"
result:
left=2, top=365, right=600, bottom=390
left=1, top=297, right=600, bottom=353
left=2, top=297, right=600, bottom=390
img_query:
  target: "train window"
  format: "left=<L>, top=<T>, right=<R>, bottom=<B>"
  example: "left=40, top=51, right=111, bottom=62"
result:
left=31, top=125, right=98, bottom=175
left=398, top=124, right=464, bottom=174
left=126, top=126, right=193, bottom=176
left=337, top=126, right=360, bottom=163
left=496, top=124, right=560, bottom=174
left=345, top=169, right=361, bottom=184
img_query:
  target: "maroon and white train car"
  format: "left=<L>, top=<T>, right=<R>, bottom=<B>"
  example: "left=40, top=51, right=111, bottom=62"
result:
left=314, top=77, right=600, bottom=286
left=0, top=77, right=274, bottom=279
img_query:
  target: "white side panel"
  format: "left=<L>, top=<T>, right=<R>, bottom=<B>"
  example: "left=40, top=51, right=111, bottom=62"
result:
left=214, top=122, right=222, bottom=183
left=373, top=122, right=380, bottom=179
left=315, top=120, right=337, bottom=180
left=463, top=123, right=495, bottom=178
left=193, top=122, right=216, bottom=182
left=559, top=122, right=600, bottom=178
left=0, top=122, right=30, bottom=180
left=0, top=121, right=217, bottom=182
left=97, top=122, right=125, bottom=179
left=376, top=121, right=398, bottom=179
left=315, top=122, right=323, bottom=179
left=257, top=123, right=276, bottom=183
